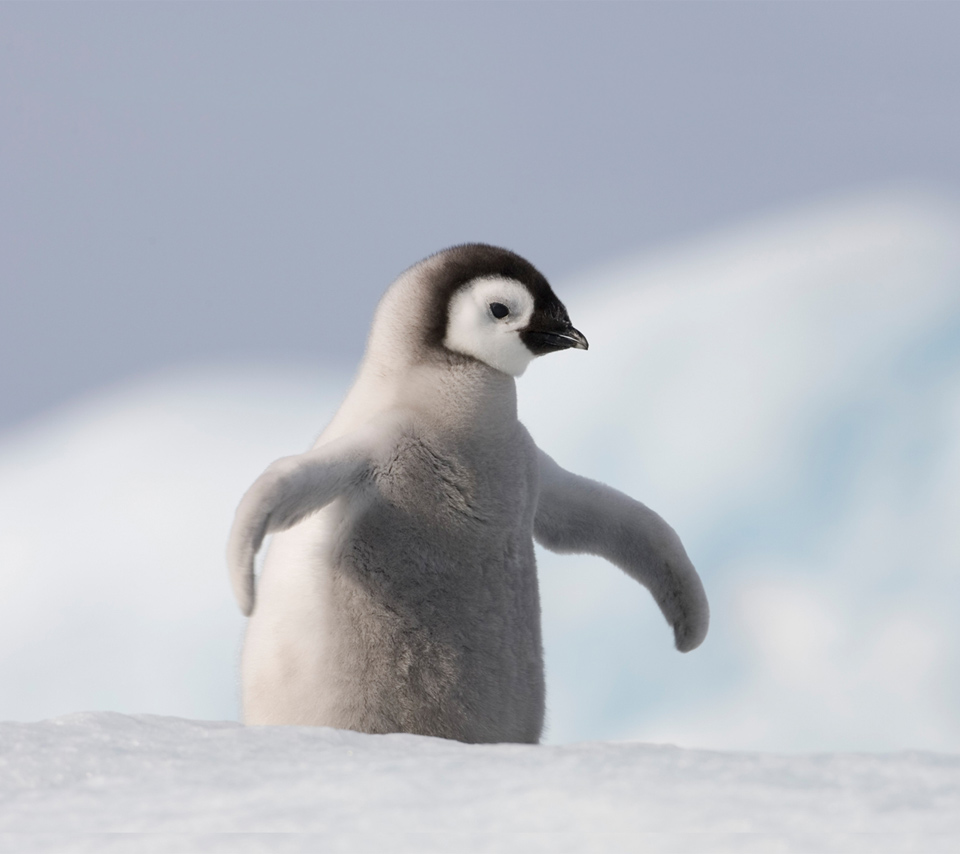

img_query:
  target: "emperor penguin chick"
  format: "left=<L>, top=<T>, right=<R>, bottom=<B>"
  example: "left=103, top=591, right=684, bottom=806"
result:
left=228, top=244, right=709, bottom=744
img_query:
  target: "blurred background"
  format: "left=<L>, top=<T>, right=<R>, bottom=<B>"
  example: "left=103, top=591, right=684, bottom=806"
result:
left=2, top=2, right=959, bottom=751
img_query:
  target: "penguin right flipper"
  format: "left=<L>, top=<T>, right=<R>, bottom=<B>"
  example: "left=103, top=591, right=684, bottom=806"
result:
left=227, top=428, right=381, bottom=617
left=533, top=450, right=709, bottom=652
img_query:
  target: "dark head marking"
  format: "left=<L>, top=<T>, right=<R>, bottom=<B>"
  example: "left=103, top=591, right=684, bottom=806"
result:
left=420, top=244, right=576, bottom=352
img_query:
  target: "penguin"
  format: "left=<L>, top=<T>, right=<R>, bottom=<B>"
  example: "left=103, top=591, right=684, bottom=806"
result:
left=227, top=243, right=708, bottom=744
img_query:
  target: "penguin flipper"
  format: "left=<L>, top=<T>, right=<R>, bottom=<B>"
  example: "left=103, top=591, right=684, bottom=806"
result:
left=533, top=450, right=709, bottom=652
left=227, top=433, right=374, bottom=617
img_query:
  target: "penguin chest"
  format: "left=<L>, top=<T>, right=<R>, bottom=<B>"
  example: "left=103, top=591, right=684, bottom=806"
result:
left=348, top=431, right=538, bottom=595
left=325, top=432, right=544, bottom=739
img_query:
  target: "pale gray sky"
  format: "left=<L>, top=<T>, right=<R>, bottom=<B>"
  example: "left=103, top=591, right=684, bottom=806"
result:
left=3, top=1, right=959, bottom=429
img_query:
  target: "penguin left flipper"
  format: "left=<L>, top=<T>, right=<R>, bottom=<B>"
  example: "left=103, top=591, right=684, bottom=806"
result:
left=533, top=450, right=709, bottom=652
left=227, top=426, right=385, bottom=617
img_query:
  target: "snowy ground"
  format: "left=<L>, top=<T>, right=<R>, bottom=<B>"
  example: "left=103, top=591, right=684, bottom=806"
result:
left=2, top=713, right=958, bottom=852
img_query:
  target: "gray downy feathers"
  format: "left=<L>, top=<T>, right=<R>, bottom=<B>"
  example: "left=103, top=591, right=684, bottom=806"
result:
left=227, top=244, right=708, bottom=744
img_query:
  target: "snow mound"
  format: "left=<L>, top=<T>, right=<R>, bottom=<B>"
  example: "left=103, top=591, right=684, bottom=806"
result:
left=1, top=712, right=958, bottom=851
left=524, top=190, right=960, bottom=749
left=0, top=365, right=344, bottom=723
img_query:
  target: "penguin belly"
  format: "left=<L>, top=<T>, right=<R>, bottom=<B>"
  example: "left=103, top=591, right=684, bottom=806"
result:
left=241, top=430, right=545, bottom=744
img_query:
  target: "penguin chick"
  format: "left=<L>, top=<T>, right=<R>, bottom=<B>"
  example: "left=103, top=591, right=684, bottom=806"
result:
left=227, top=243, right=708, bottom=743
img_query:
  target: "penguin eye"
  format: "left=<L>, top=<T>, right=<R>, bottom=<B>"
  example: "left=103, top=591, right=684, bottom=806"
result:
left=490, top=303, right=510, bottom=319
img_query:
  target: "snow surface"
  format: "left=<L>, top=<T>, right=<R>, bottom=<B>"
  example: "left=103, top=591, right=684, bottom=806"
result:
left=2, top=189, right=960, bottom=762
left=1, top=712, right=958, bottom=851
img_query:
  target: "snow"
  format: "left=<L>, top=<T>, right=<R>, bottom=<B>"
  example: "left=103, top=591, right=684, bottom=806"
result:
left=2, top=712, right=958, bottom=850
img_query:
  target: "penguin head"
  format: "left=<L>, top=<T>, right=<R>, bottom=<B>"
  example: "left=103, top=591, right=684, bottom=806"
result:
left=427, top=244, right=588, bottom=377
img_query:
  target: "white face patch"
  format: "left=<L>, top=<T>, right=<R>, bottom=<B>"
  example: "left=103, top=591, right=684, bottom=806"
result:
left=443, top=277, right=537, bottom=376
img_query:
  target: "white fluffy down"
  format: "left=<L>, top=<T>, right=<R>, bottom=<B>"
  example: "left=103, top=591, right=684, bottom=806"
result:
left=443, top=277, right=536, bottom=376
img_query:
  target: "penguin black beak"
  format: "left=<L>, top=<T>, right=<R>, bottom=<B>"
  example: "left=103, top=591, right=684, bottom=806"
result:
left=522, top=325, right=589, bottom=353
